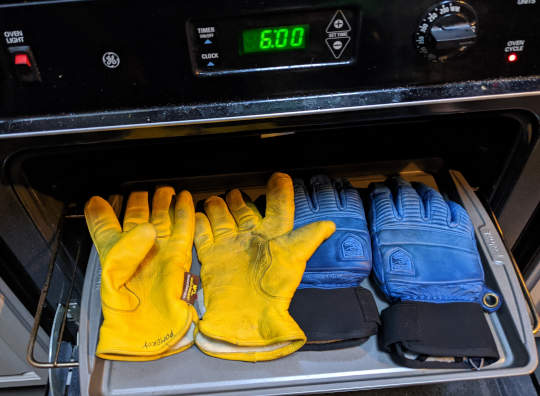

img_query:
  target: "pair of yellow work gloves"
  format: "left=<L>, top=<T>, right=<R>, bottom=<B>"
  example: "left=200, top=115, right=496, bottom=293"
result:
left=85, top=173, right=335, bottom=362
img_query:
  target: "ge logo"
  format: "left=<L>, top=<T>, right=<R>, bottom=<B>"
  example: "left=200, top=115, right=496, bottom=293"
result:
left=334, top=19, right=344, bottom=29
left=102, top=52, right=120, bottom=69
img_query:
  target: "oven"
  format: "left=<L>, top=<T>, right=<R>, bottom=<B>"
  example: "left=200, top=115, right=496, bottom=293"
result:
left=0, top=0, right=539, bottom=395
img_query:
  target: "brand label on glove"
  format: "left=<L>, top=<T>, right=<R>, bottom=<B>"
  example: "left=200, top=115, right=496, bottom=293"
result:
left=181, top=272, right=200, bottom=305
left=389, top=248, right=414, bottom=275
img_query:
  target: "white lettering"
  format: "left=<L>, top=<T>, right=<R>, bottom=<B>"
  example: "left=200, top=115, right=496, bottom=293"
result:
left=327, top=31, right=348, bottom=38
left=4, top=30, right=23, bottom=38
left=201, top=53, right=219, bottom=59
left=3, top=30, right=24, bottom=44
left=427, top=12, right=438, bottom=22
left=505, top=46, right=524, bottom=52
left=6, top=37, right=24, bottom=44
left=504, top=39, right=526, bottom=52
left=197, top=27, right=215, bottom=34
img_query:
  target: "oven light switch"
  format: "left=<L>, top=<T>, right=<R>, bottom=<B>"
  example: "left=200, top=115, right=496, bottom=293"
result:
left=8, top=46, right=41, bottom=83
left=14, top=53, right=32, bottom=67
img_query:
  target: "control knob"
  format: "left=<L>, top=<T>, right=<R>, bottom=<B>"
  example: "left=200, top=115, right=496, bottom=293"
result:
left=415, top=1, right=478, bottom=62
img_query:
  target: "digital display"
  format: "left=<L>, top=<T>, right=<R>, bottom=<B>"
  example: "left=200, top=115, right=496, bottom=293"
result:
left=242, top=24, right=309, bottom=54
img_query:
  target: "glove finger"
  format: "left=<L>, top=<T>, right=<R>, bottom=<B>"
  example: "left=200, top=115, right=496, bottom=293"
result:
left=204, top=196, right=237, bottom=238
left=123, top=191, right=150, bottom=232
left=337, top=178, right=365, bottom=217
left=150, top=186, right=175, bottom=238
left=310, top=175, right=339, bottom=211
left=168, top=190, right=196, bottom=270
left=277, top=220, right=336, bottom=261
left=84, top=196, right=122, bottom=256
left=369, top=182, right=397, bottom=226
left=226, top=189, right=262, bottom=231
left=412, top=182, right=448, bottom=224
left=447, top=201, right=475, bottom=235
left=293, top=178, right=314, bottom=222
left=389, top=177, right=424, bottom=220
left=260, top=172, right=294, bottom=237
left=194, top=212, right=214, bottom=255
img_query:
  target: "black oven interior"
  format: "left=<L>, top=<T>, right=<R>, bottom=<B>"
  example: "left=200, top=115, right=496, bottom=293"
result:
left=3, top=110, right=536, bottom=340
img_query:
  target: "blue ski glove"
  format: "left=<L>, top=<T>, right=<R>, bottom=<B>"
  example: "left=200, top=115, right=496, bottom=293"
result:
left=289, top=175, right=379, bottom=350
left=294, top=175, right=372, bottom=289
left=370, top=177, right=501, bottom=369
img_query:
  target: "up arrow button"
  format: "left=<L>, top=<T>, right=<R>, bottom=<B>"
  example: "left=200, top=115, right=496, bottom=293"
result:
left=326, top=10, right=351, bottom=33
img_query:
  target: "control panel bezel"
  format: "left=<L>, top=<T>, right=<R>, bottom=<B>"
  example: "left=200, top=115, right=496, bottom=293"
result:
left=186, top=9, right=359, bottom=76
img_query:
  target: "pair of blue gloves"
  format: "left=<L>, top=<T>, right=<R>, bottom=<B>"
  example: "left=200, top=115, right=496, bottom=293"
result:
left=293, top=175, right=500, bottom=369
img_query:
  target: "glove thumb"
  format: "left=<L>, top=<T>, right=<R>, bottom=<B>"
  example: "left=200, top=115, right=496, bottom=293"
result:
left=264, top=221, right=335, bottom=300
left=101, top=223, right=157, bottom=311
left=276, top=220, right=336, bottom=261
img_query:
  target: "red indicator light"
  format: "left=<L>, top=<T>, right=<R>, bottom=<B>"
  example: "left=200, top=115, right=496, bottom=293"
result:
left=14, top=53, right=32, bottom=67
left=507, top=53, right=518, bottom=63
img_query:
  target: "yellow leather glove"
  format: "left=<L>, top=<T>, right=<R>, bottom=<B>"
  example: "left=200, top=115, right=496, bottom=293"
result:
left=84, top=187, right=197, bottom=361
left=194, top=173, right=336, bottom=361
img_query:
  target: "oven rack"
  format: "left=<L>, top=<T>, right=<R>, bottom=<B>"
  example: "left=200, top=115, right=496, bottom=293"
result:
left=76, top=170, right=538, bottom=395
left=26, top=195, right=124, bottom=370
left=25, top=171, right=539, bottom=387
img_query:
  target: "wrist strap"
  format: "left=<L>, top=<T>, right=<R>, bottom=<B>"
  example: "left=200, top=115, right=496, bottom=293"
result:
left=381, top=301, right=499, bottom=369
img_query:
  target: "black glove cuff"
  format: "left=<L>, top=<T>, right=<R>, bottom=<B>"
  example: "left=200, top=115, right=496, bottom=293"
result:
left=381, top=301, right=499, bottom=369
left=290, top=286, right=380, bottom=351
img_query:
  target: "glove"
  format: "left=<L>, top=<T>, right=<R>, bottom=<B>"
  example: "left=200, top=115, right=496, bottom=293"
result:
left=289, top=175, right=379, bottom=350
left=369, top=177, right=501, bottom=369
left=193, top=172, right=335, bottom=361
left=85, top=187, right=198, bottom=361
left=293, top=175, right=372, bottom=289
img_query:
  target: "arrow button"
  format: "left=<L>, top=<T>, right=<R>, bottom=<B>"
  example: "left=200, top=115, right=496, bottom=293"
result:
left=326, top=10, right=351, bottom=33
left=326, top=37, right=351, bottom=59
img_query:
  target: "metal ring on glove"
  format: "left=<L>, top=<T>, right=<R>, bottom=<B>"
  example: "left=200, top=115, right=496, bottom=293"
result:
left=482, top=292, right=500, bottom=309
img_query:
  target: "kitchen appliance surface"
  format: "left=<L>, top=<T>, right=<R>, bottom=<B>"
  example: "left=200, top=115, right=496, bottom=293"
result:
left=0, top=0, right=539, bottom=395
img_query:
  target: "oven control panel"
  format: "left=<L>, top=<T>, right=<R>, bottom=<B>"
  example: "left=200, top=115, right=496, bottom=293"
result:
left=0, top=0, right=538, bottom=117
left=187, top=9, right=358, bottom=75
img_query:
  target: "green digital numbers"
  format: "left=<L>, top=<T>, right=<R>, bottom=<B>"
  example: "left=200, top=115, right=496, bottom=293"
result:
left=242, top=24, right=309, bottom=54
left=259, top=29, right=273, bottom=49
left=290, top=27, right=305, bottom=47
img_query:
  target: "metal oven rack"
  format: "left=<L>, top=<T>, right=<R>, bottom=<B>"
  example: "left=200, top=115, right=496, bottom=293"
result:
left=25, top=170, right=540, bottom=395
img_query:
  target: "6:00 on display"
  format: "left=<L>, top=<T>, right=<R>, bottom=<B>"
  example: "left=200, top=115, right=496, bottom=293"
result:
left=242, top=24, right=310, bottom=54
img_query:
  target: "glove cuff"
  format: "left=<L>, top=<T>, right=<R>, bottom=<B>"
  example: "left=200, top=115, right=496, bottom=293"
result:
left=381, top=301, right=499, bottom=369
left=96, top=321, right=196, bottom=361
left=290, top=286, right=380, bottom=351
left=96, top=305, right=195, bottom=360
left=195, top=313, right=306, bottom=362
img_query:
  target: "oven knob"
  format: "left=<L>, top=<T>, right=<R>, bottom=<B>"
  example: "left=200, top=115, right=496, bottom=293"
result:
left=415, top=1, right=478, bottom=63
